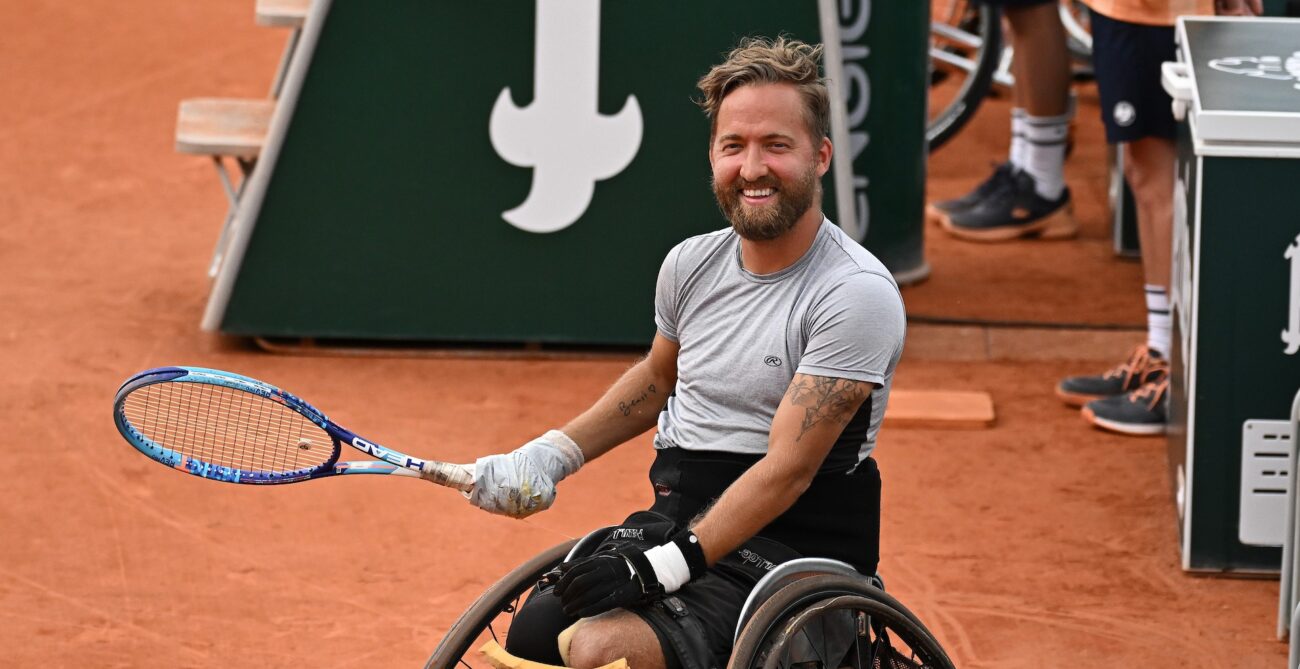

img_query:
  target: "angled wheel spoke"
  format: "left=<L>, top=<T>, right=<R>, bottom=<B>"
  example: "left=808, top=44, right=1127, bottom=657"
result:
left=927, top=1, right=1001, bottom=150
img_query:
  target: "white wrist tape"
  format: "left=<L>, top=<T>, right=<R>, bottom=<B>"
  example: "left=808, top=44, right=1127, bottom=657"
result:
left=518, top=429, right=585, bottom=481
left=643, top=542, right=691, bottom=594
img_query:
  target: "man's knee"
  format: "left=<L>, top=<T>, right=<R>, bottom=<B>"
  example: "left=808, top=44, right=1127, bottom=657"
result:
left=565, top=612, right=666, bottom=669
left=566, top=629, right=625, bottom=669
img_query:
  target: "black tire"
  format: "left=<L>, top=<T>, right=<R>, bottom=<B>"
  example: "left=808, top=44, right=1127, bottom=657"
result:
left=1061, top=0, right=1093, bottom=63
left=726, top=575, right=955, bottom=669
left=424, top=539, right=576, bottom=669
left=927, top=3, right=1002, bottom=151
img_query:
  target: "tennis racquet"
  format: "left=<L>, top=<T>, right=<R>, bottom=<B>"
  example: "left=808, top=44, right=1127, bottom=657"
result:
left=113, top=366, right=474, bottom=490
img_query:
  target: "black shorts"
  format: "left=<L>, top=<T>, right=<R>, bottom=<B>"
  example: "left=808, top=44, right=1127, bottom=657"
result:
left=505, top=510, right=801, bottom=669
left=1090, top=9, right=1178, bottom=143
left=646, top=447, right=881, bottom=576
left=505, top=448, right=880, bottom=668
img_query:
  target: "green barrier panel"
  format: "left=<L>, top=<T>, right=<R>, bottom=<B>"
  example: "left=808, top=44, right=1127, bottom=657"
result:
left=206, top=0, right=926, bottom=343
left=1166, top=17, right=1300, bottom=573
left=1170, top=151, right=1300, bottom=572
left=839, top=0, right=929, bottom=284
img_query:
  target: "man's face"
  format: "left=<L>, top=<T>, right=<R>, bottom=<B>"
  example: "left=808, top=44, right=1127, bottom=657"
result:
left=709, top=83, right=831, bottom=241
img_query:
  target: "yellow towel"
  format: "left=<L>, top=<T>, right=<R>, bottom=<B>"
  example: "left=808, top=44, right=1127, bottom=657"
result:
left=479, top=639, right=629, bottom=669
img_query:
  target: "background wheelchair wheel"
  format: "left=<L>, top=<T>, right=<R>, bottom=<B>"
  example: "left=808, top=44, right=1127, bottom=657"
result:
left=928, top=1, right=1002, bottom=151
left=425, top=539, right=575, bottom=669
left=727, top=575, right=955, bottom=669
left=1060, top=0, right=1092, bottom=64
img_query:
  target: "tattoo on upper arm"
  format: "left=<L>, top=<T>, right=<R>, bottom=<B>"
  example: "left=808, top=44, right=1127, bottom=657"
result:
left=784, top=374, right=869, bottom=441
left=618, top=384, right=658, bottom=417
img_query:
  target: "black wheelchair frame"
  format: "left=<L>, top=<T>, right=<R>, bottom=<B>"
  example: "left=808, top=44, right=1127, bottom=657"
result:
left=425, top=529, right=955, bottom=669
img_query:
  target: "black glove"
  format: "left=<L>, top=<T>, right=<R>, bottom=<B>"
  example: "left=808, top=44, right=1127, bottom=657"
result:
left=554, top=545, right=665, bottom=618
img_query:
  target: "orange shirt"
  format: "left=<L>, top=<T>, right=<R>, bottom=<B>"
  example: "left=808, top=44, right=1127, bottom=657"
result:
left=1080, top=0, right=1211, bottom=26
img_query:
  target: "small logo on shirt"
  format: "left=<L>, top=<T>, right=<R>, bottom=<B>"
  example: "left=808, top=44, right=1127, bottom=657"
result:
left=763, top=356, right=783, bottom=367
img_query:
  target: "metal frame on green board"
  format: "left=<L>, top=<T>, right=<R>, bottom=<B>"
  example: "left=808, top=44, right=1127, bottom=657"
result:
left=201, top=0, right=331, bottom=331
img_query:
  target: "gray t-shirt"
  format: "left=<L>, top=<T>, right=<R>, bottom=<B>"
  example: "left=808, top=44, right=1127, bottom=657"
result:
left=653, top=218, right=905, bottom=471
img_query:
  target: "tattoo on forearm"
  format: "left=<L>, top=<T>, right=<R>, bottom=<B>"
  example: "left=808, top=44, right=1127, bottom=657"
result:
left=618, top=384, right=658, bottom=417
left=784, top=375, right=867, bottom=441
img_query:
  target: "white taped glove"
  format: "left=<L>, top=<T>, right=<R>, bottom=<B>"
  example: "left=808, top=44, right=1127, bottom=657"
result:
left=470, top=430, right=585, bottom=518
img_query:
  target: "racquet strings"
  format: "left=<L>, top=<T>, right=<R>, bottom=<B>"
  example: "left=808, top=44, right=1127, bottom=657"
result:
left=121, top=382, right=335, bottom=474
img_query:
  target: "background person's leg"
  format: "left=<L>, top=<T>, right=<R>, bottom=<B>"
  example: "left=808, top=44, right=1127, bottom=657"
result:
left=1005, top=2, right=1070, bottom=118
left=1006, top=2, right=1072, bottom=201
left=1073, top=10, right=1179, bottom=435
left=934, top=0, right=1077, bottom=241
left=927, top=0, right=1064, bottom=229
left=1124, top=135, right=1175, bottom=357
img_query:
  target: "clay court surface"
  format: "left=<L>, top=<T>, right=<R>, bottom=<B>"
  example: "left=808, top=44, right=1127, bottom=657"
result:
left=0, top=1, right=1286, bottom=666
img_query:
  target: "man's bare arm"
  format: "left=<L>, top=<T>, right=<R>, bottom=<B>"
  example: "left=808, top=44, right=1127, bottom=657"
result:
left=561, top=333, right=680, bottom=462
left=689, top=372, right=872, bottom=564
left=468, top=333, right=678, bottom=518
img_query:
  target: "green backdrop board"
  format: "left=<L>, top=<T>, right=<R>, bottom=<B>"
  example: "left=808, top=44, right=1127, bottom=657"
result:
left=838, top=0, right=929, bottom=284
left=1165, top=17, right=1300, bottom=573
left=203, top=0, right=927, bottom=344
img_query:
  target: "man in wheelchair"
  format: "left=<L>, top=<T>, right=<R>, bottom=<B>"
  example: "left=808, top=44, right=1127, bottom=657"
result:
left=467, top=37, right=906, bottom=669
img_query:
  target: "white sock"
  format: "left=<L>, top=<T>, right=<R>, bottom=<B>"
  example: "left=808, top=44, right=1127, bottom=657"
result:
left=1009, top=108, right=1027, bottom=171
left=1021, top=112, right=1069, bottom=201
left=1146, top=285, right=1171, bottom=358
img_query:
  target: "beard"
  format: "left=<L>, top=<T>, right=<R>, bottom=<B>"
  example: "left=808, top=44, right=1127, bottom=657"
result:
left=712, top=162, right=819, bottom=241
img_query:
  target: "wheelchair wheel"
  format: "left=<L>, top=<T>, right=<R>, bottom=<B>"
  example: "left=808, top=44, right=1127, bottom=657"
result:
left=727, top=574, right=955, bottom=669
left=928, top=0, right=1002, bottom=151
left=425, top=539, right=576, bottom=669
left=1060, top=0, right=1092, bottom=64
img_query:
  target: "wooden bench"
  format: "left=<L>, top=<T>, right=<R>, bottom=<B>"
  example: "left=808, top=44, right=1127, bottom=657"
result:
left=175, top=98, right=275, bottom=277
left=175, top=98, right=272, bottom=158
left=256, top=0, right=312, bottom=97
left=255, top=0, right=310, bottom=27
left=180, top=0, right=315, bottom=277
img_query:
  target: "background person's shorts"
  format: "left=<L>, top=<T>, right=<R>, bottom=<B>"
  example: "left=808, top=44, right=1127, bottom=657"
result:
left=1090, top=9, right=1179, bottom=143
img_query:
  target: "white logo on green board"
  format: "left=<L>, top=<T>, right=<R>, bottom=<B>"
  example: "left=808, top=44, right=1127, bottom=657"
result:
left=489, top=0, right=643, bottom=233
left=1283, top=233, right=1300, bottom=355
left=838, top=0, right=873, bottom=242
left=1209, top=54, right=1300, bottom=90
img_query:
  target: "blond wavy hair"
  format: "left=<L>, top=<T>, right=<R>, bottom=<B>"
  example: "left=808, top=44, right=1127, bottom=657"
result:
left=696, top=36, right=830, bottom=142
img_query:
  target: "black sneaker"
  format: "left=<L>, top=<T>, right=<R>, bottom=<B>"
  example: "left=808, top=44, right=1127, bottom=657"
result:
left=937, top=169, right=1078, bottom=242
left=924, top=162, right=1017, bottom=227
left=1056, top=345, right=1168, bottom=407
left=1081, top=377, right=1169, bottom=436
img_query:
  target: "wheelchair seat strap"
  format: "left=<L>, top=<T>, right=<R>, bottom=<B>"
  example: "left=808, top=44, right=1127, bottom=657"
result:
left=642, top=596, right=717, bottom=669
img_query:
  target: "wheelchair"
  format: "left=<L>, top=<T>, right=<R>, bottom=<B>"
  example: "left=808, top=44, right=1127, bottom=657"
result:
left=426, top=528, right=955, bottom=669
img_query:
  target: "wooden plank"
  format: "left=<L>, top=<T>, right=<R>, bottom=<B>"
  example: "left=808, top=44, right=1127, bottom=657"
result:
left=884, top=389, right=995, bottom=429
left=175, top=98, right=274, bottom=158
left=255, top=0, right=310, bottom=27
left=480, top=640, right=627, bottom=669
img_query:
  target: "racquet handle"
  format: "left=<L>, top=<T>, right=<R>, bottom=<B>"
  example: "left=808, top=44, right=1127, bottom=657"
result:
left=421, top=461, right=475, bottom=493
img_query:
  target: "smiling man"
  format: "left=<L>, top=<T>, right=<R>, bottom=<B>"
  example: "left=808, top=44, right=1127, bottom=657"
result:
left=468, top=37, right=906, bottom=669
